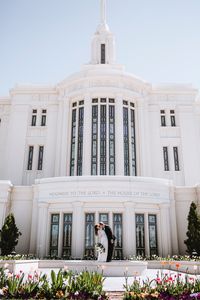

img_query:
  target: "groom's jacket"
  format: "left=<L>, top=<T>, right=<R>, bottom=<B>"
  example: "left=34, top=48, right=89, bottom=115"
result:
left=104, top=225, right=116, bottom=243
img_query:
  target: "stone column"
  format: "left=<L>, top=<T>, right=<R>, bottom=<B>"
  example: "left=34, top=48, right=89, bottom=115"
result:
left=72, top=202, right=84, bottom=258
left=83, top=95, right=91, bottom=175
left=123, top=202, right=135, bottom=257
left=159, top=203, right=172, bottom=256
left=36, top=202, right=49, bottom=258
left=115, top=94, right=124, bottom=175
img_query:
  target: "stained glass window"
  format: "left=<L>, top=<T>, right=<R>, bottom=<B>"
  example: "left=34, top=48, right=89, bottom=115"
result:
left=109, top=105, right=115, bottom=175
left=100, top=105, right=107, bottom=175
left=27, top=146, right=34, bottom=170
left=123, top=107, right=130, bottom=175
left=173, top=147, right=180, bottom=171
left=77, top=107, right=84, bottom=176
left=62, top=214, right=72, bottom=258
left=85, top=213, right=95, bottom=257
left=91, top=105, right=98, bottom=175
left=136, top=214, right=145, bottom=256
left=70, top=109, right=76, bottom=176
left=50, top=214, right=60, bottom=257
left=148, top=214, right=158, bottom=256
left=113, top=213, right=123, bottom=259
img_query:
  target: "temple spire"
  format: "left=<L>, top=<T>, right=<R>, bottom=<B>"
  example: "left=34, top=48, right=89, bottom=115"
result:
left=100, top=0, right=106, bottom=24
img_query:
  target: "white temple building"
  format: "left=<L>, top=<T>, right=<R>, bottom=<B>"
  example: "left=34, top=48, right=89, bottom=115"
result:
left=0, top=0, right=200, bottom=259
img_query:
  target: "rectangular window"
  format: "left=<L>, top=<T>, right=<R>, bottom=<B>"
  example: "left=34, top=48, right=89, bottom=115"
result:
left=130, top=109, right=137, bottom=176
left=163, top=146, right=169, bottom=171
left=31, top=109, right=37, bottom=126
left=91, top=105, right=98, bottom=175
left=50, top=214, right=60, bottom=257
left=79, top=100, right=84, bottom=106
left=70, top=109, right=76, bottom=176
left=99, top=213, right=109, bottom=225
left=160, top=110, right=166, bottom=127
left=27, top=146, right=34, bottom=170
left=170, top=110, right=176, bottom=127
left=62, top=213, right=72, bottom=258
left=148, top=214, right=158, bottom=256
left=109, top=105, right=115, bottom=175
left=113, top=213, right=123, bottom=259
left=136, top=214, right=145, bottom=256
left=173, top=146, right=180, bottom=171
left=41, top=109, right=47, bottom=126
left=123, top=107, right=130, bottom=175
left=101, top=44, right=106, bottom=64
left=85, top=213, right=95, bottom=258
left=100, top=105, right=107, bottom=175
left=77, top=107, right=84, bottom=176
left=37, top=146, right=44, bottom=170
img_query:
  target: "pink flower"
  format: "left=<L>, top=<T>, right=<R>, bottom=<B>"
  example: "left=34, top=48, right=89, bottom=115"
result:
left=168, top=277, right=173, bottom=281
left=189, top=277, right=194, bottom=281
left=15, top=274, right=20, bottom=279
left=28, top=274, right=32, bottom=280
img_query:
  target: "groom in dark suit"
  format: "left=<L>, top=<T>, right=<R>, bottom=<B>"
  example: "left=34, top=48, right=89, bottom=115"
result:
left=99, top=222, right=115, bottom=262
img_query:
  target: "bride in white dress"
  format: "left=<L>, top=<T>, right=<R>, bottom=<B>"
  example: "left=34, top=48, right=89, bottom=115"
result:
left=95, top=224, right=108, bottom=262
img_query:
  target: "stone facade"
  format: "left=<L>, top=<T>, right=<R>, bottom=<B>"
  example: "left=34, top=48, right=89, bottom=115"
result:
left=0, top=0, right=200, bottom=258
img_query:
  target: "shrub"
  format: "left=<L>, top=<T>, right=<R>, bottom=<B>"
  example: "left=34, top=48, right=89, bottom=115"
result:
left=0, top=214, right=21, bottom=256
left=184, top=202, right=200, bottom=256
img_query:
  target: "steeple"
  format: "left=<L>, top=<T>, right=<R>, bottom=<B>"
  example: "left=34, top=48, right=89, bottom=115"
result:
left=90, top=0, right=116, bottom=65
left=100, top=0, right=106, bottom=25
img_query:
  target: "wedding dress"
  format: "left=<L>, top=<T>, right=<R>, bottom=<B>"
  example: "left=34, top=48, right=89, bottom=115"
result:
left=97, top=228, right=108, bottom=262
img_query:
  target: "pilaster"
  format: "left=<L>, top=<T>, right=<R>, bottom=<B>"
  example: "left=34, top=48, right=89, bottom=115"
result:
left=36, top=202, right=49, bottom=258
left=72, top=202, right=84, bottom=258
left=115, top=95, right=124, bottom=175
left=54, top=98, right=63, bottom=176
left=169, top=185, right=179, bottom=254
left=137, top=98, right=151, bottom=176
left=83, top=95, right=91, bottom=175
left=123, top=202, right=135, bottom=257
left=60, top=98, right=70, bottom=176
left=159, top=203, right=172, bottom=256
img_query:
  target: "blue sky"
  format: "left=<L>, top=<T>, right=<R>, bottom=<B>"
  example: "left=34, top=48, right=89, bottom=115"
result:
left=0, top=0, right=200, bottom=95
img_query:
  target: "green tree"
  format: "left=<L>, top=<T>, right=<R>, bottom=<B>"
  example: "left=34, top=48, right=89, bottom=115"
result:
left=184, top=202, right=200, bottom=255
left=0, top=213, right=22, bottom=255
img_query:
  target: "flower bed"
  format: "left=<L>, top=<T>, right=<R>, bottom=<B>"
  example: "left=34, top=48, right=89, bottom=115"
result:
left=0, top=267, right=108, bottom=299
left=123, top=272, right=200, bottom=299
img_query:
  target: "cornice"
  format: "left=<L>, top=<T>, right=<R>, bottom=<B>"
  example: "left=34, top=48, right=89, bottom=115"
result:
left=10, top=84, right=57, bottom=96
left=0, top=97, right=11, bottom=105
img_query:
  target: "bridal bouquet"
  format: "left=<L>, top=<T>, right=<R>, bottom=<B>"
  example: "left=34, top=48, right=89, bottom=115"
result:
left=95, top=243, right=105, bottom=253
